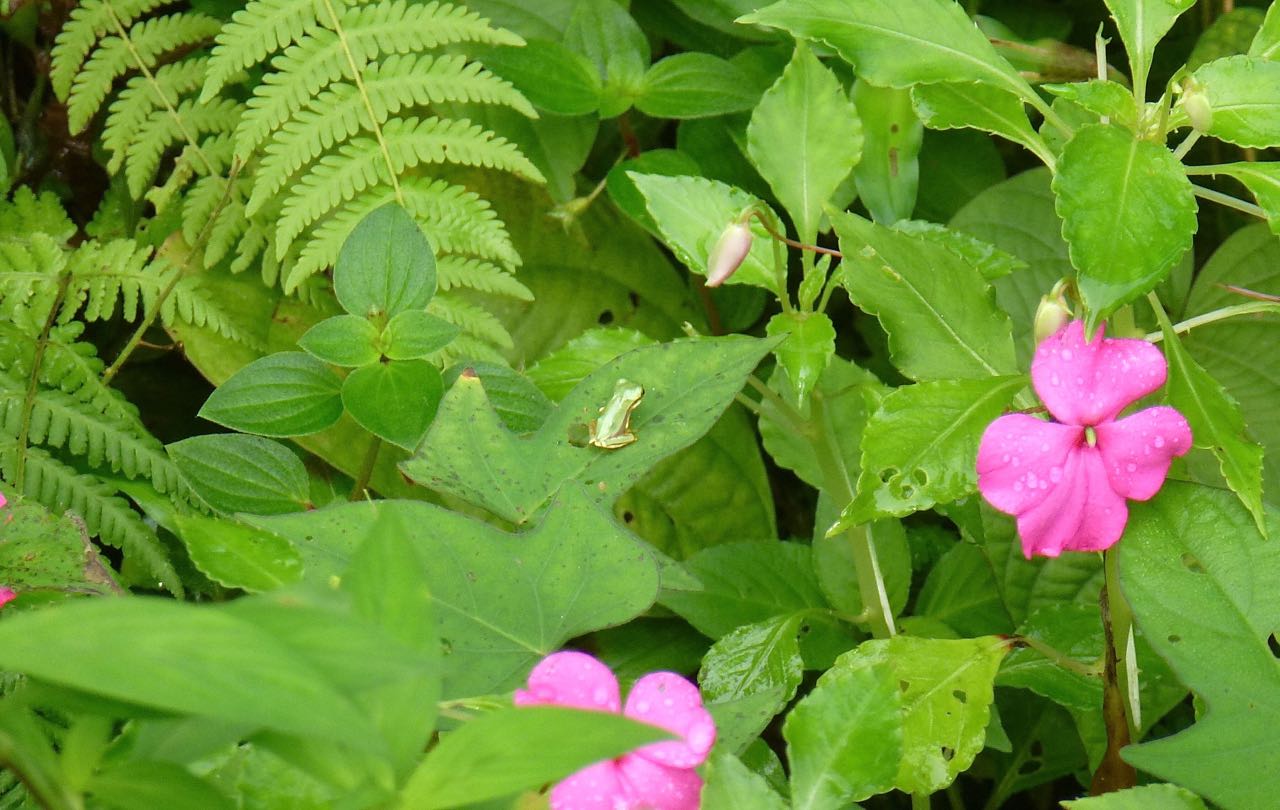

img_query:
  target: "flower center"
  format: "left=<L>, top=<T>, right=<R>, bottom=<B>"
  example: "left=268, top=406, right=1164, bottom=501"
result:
left=1084, top=426, right=1097, bottom=447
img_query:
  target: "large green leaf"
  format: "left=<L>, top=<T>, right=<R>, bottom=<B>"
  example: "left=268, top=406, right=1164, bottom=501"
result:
left=832, top=210, right=1018, bottom=380
left=0, top=598, right=396, bottom=750
left=167, top=434, right=311, bottom=515
left=1063, top=784, right=1208, bottom=809
left=86, top=761, right=234, bottom=810
left=0, top=497, right=118, bottom=596
left=700, top=613, right=805, bottom=705
left=1190, top=55, right=1280, bottom=147
left=1103, top=0, right=1195, bottom=97
left=912, top=82, right=1052, bottom=166
left=631, top=173, right=784, bottom=294
left=912, top=541, right=1014, bottom=637
left=1119, top=484, right=1280, bottom=809
left=333, top=203, right=437, bottom=322
left=401, top=707, right=670, bottom=809
left=741, top=0, right=1035, bottom=102
left=253, top=489, right=659, bottom=698
left=475, top=39, right=602, bottom=116
left=783, top=652, right=902, bottom=808
left=1052, top=124, right=1197, bottom=327
left=851, top=82, right=922, bottom=225
left=341, top=360, right=443, bottom=451
left=1190, top=162, right=1280, bottom=235
left=401, top=336, right=775, bottom=524
left=836, top=375, right=1026, bottom=528
left=702, top=751, right=790, bottom=810
left=833, top=636, right=1010, bottom=794
left=637, top=53, right=760, bottom=118
left=747, top=43, right=862, bottom=241
left=171, top=513, right=303, bottom=593
left=198, top=353, right=344, bottom=439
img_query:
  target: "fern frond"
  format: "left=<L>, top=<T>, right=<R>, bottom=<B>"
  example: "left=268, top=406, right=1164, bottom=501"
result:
left=0, top=372, right=185, bottom=496
left=286, top=175, right=518, bottom=290
left=275, top=116, right=540, bottom=253
left=103, top=56, right=209, bottom=173
left=0, top=234, right=69, bottom=325
left=0, top=187, right=76, bottom=240
left=437, top=256, right=532, bottom=301
left=231, top=221, right=269, bottom=275
left=125, top=97, right=240, bottom=197
left=428, top=294, right=513, bottom=352
left=440, top=334, right=507, bottom=366
left=50, top=0, right=174, bottom=100
left=164, top=275, right=265, bottom=348
left=66, top=12, right=222, bottom=134
left=0, top=439, right=182, bottom=595
left=247, top=54, right=533, bottom=212
left=148, top=132, right=236, bottom=215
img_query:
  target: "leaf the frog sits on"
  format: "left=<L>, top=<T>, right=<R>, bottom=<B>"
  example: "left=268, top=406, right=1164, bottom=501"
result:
left=588, top=379, right=645, bottom=449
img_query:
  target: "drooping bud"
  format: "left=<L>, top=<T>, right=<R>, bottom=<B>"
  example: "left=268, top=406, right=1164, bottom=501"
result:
left=0, top=587, right=15, bottom=608
left=1180, top=78, right=1212, bottom=133
left=1033, top=286, right=1072, bottom=344
left=707, top=221, right=753, bottom=287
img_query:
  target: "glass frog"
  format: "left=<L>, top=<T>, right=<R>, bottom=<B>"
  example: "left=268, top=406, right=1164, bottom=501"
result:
left=589, top=379, right=644, bottom=449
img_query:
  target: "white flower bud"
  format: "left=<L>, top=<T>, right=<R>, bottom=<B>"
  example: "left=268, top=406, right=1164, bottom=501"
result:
left=1181, top=80, right=1212, bottom=133
left=706, top=222, right=753, bottom=287
left=1033, top=291, right=1072, bottom=344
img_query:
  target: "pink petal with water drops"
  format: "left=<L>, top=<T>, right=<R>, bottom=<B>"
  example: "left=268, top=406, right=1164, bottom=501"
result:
left=0, top=588, right=15, bottom=608
left=1032, top=322, right=1168, bottom=425
left=617, top=753, right=704, bottom=810
left=1016, top=447, right=1129, bottom=557
left=623, top=672, right=715, bottom=768
left=549, top=761, right=628, bottom=810
left=1096, top=406, right=1192, bottom=500
left=977, top=414, right=1083, bottom=517
left=514, top=651, right=621, bottom=713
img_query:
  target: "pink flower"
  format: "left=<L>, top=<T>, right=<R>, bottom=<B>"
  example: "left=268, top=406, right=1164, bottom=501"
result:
left=514, top=651, right=716, bottom=810
left=0, top=588, right=15, bottom=608
left=977, top=321, right=1192, bottom=558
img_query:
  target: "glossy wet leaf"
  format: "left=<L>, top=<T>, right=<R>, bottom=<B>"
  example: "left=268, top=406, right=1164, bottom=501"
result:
left=168, top=434, right=311, bottom=515
left=171, top=513, right=303, bottom=593
left=1052, top=124, right=1197, bottom=328
left=198, top=353, right=343, bottom=438
left=832, top=210, right=1018, bottom=380
left=702, top=751, right=789, bottom=810
left=700, top=613, right=805, bottom=705
left=1120, top=483, right=1280, bottom=809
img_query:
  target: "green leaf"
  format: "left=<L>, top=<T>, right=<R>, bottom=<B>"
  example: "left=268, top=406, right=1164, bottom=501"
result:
left=199, top=353, right=343, bottom=438
left=333, top=203, right=437, bottom=321
left=912, top=82, right=1050, bottom=164
left=1156, top=315, right=1266, bottom=534
left=1189, top=55, right=1280, bottom=148
left=1250, top=1, right=1280, bottom=59
left=253, top=489, right=660, bottom=698
left=87, top=761, right=234, bottom=810
left=168, top=434, right=311, bottom=516
left=783, top=654, right=903, bottom=808
left=297, top=315, right=381, bottom=368
left=563, top=0, right=650, bottom=80
left=834, top=635, right=1010, bottom=794
left=637, top=53, right=759, bottom=119
left=700, top=613, right=805, bottom=704
left=402, top=336, right=776, bottom=524
left=1119, top=484, right=1280, bottom=809
left=832, top=210, right=1018, bottom=380
left=1042, top=80, right=1139, bottom=128
left=765, top=311, right=835, bottom=405
left=915, top=130, right=1007, bottom=223
left=996, top=603, right=1102, bottom=712
left=0, top=598, right=387, bottom=749
left=814, top=516, right=913, bottom=621
left=171, top=513, right=303, bottom=593
left=475, top=39, right=602, bottom=115
left=746, top=42, right=862, bottom=240
left=605, top=150, right=704, bottom=235
left=1192, top=161, right=1280, bottom=235
left=741, top=0, right=1035, bottom=102
left=836, top=376, right=1025, bottom=529
left=381, top=310, right=460, bottom=360
left=1102, top=0, right=1195, bottom=96
left=913, top=542, right=1014, bottom=637
left=1052, top=124, right=1197, bottom=327
left=890, top=220, right=1026, bottom=281
left=1189, top=7, right=1265, bottom=70
left=702, top=751, right=790, bottom=810
left=631, top=173, right=784, bottom=295
left=443, top=362, right=552, bottom=434
left=341, top=360, right=443, bottom=451
left=1063, top=784, right=1209, bottom=810
left=401, top=707, right=670, bottom=809
left=852, top=82, right=922, bottom=224
left=0, top=497, right=118, bottom=596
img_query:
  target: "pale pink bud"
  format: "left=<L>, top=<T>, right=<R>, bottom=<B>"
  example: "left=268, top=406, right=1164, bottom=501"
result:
left=706, top=222, right=752, bottom=287
left=0, top=588, right=16, bottom=608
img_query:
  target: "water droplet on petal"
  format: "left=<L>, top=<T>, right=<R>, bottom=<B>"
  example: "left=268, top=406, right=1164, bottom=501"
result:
left=1050, top=373, right=1061, bottom=386
left=1040, top=442, right=1050, bottom=452
left=1011, top=457, right=1020, bottom=467
left=1049, top=466, right=1063, bottom=483
left=1014, top=481, right=1024, bottom=492
left=1061, top=349, right=1072, bottom=361
left=1126, top=462, right=1137, bottom=473
left=1154, top=436, right=1165, bottom=448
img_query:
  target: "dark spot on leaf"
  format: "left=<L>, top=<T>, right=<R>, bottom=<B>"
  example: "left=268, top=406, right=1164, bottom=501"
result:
left=441, top=639, right=454, bottom=655
left=1019, top=759, right=1042, bottom=775
left=799, top=623, right=811, bottom=634
left=628, top=292, right=640, bottom=307
left=941, top=746, right=955, bottom=761
left=1030, top=740, right=1043, bottom=757
left=598, top=309, right=614, bottom=325
left=1168, top=634, right=1181, bottom=643
left=460, top=367, right=478, bottom=379
left=1269, top=633, right=1280, bottom=660
left=622, top=511, right=635, bottom=523
left=1181, top=552, right=1206, bottom=574
left=952, top=689, right=967, bottom=704
left=899, top=680, right=910, bottom=692
left=890, top=123, right=900, bottom=134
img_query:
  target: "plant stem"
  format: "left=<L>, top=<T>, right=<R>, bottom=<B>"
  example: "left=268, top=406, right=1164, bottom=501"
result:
left=1145, top=300, right=1278, bottom=342
left=1171, top=130, right=1201, bottom=161
left=749, top=210, right=843, bottom=258
left=1190, top=184, right=1268, bottom=220
left=1015, top=634, right=1103, bottom=677
left=13, top=272, right=73, bottom=491
left=350, top=437, right=382, bottom=501
left=913, top=791, right=932, bottom=810
left=1089, top=549, right=1138, bottom=794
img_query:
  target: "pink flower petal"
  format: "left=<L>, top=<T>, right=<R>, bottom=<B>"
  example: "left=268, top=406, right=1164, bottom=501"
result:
left=617, top=753, right=704, bottom=810
left=1032, top=322, right=1168, bottom=425
left=977, top=414, right=1083, bottom=517
left=0, top=588, right=15, bottom=608
left=623, top=672, right=715, bottom=768
left=550, top=760, right=628, bottom=810
left=1015, top=446, right=1129, bottom=557
left=514, top=651, right=621, bottom=712
left=1096, top=406, right=1192, bottom=500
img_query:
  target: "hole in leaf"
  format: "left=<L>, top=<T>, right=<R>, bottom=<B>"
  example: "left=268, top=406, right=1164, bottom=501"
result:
left=952, top=689, right=967, bottom=704
left=1030, top=740, right=1043, bottom=757
left=899, top=680, right=911, bottom=693
left=1180, top=552, right=1206, bottom=574
left=879, top=466, right=899, bottom=484
left=1019, top=759, right=1042, bottom=775
left=799, top=623, right=812, bottom=634
left=940, top=746, right=955, bottom=762
left=598, top=309, right=614, bottom=325
left=1269, top=633, right=1280, bottom=660
left=898, top=484, right=915, bottom=499
left=912, top=468, right=928, bottom=486
left=622, top=511, right=635, bottom=524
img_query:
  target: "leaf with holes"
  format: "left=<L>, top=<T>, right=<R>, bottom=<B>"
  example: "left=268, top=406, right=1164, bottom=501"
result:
left=834, top=375, right=1026, bottom=531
